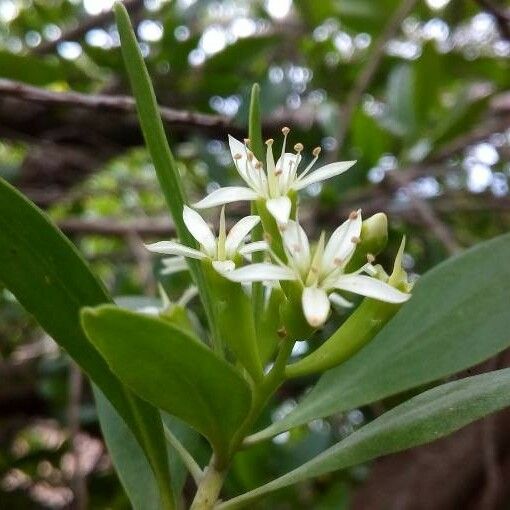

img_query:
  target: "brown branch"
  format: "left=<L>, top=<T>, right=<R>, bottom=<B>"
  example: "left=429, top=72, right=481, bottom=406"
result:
left=335, top=0, right=419, bottom=156
left=34, top=0, right=144, bottom=55
left=386, top=172, right=462, bottom=255
left=0, top=78, right=231, bottom=131
left=474, top=0, right=510, bottom=41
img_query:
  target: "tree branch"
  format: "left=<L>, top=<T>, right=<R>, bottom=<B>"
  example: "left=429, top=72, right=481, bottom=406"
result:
left=33, top=0, right=144, bottom=55
left=335, top=0, right=419, bottom=156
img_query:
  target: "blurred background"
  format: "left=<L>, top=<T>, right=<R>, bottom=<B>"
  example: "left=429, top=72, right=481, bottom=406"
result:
left=0, top=0, right=509, bottom=508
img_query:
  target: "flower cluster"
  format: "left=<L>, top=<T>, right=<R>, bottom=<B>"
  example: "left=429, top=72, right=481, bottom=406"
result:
left=146, top=129, right=411, bottom=329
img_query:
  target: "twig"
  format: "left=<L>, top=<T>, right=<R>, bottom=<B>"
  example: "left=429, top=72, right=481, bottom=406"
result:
left=474, top=0, right=510, bottom=41
left=163, top=424, right=203, bottom=486
left=34, top=0, right=144, bottom=55
left=386, top=172, right=462, bottom=255
left=0, top=78, right=230, bottom=131
left=335, top=0, right=419, bottom=156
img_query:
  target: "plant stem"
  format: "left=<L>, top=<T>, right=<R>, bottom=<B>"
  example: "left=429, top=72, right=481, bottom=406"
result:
left=163, top=424, right=203, bottom=485
left=190, top=456, right=226, bottom=510
left=189, top=337, right=296, bottom=509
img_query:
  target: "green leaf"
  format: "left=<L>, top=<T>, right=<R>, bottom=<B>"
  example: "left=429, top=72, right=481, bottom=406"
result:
left=0, top=177, right=174, bottom=510
left=81, top=305, right=252, bottom=463
left=248, top=83, right=265, bottom=339
left=114, top=2, right=217, bottom=348
left=254, top=233, right=510, bottom=440
left=94, top=388, right=200, bottom=510
left=219, top=368, right=510, bottom=509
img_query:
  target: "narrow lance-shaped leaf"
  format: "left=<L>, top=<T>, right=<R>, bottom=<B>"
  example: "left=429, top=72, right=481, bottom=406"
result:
left=81, top=305, right=252, bottom=466
left=253, top=233, right=510, bottom=441
left=248, top=83, right=265, bottom=334
left=0, top=177, right=175, bottom=509
left=114, top=3, right=217, bottom=348
left=219, top=368, right=510, bottom=509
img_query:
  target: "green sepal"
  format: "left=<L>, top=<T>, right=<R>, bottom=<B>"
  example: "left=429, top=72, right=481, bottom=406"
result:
left=203, top=262, right=264, bottom=384
left=345, top=212, right=388, bottom=272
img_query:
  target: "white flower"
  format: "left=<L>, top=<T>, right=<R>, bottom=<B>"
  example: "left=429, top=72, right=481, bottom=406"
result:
left=145, top=206, right=267, bottom=274
left=225, top=211, right=411, bottom=328
left=193, top=128, right=356, bottom=224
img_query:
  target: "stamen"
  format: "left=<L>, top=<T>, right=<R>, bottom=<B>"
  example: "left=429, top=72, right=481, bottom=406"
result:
left=233, top=153, right=242, bottom=160
left=351, top=236, right=361, bottom=244
left=275, top=168, right=282, bottom=176
left=334, top=257, right=343, bottom=266
left=265, top=138, right=274, bottom=146
left=247, top=151, right=254, bottom=162
left=294, top=143, right=304, bottom=153
left=281, top=126, right=290, bottom=136
left=367, top=253, right=375, bottom=263
left=254, top=161, right=263, bottom=169
left=349, top=210, right=359, bottom=220
left=244, top=138, right=250, bottom=145
left=312, top=146, right=321, bottom=157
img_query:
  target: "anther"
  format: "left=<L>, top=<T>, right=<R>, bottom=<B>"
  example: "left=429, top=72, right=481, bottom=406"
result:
left=277, top=326, right=288, bottom=338
left=281, top=126, right=290, bottom=135
left=351, top=236, right=361, bottom=244
left=312, top=146, right=321, bottom=157
left=233, top=153, right=242, bottom=160
left=334, top=257, right=343, bottom=266
left=254, top=161, right=263, bottom=169
left=263, top=232, right=273, bottom=243
left=265, top=138, right=274, bottom=146
left=349, top=210, right=358, bottom=220
left=244, top=138, right=250, bottom=145
left=367, top=253, right=375, bottom=263
left=294, top=143, right=304, bottom=153
left=247, top=152, right=254, bottom=162
left=275, top=169, right=282, bottom=176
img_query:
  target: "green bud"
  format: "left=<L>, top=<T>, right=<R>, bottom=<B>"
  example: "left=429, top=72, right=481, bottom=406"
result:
left=345, top=212, right=388, bottom=272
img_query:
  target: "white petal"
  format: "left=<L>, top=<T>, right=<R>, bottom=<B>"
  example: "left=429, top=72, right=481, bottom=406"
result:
left=160, top=256, right=189, bottom=275
left=193, top=186, right=259, bottom=209
left=225, top=263, right=296, bottom=283
left=302, top=287, right=331, bottom=328
left=182, top=206, right=217, bottom=256
left=145, top=241, right=206, bottom=259
left=212, top=259, right=236, bottom=273
left=266, top=196, right=292, bottom=224
left=322, top=210, right=362, bottom=274
left=293, top=161, right=356, bottom=190
left=276, top=152, right=301, bottom=192
left=332, top=274, right=411, bottom=303
left=225, top=215, right=260, bottom=257
left=238, top=240, right=268, bottom=255
left=328, top=292, right=354, bottom=308
left=228, top=135, right=250, bottom=184
left=281, top=220, right=310, bottom=273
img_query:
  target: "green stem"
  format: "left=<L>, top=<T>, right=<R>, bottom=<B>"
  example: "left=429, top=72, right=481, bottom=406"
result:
left=163, top=424, right=203, bottom=486
left=190, top=456, right=226, bottom=510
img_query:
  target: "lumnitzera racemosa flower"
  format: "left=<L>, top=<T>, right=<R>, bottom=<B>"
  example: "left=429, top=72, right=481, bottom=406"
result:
left=145, top=205, right=267, bottom=274
left=193, top=128, right=356, bottom=224
left=225, top=211, right=411, bottom=328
